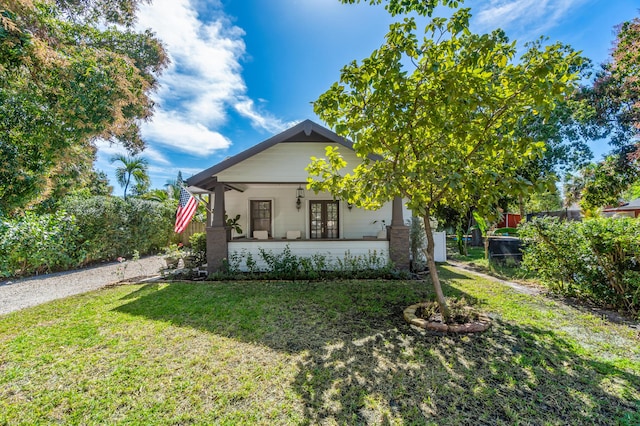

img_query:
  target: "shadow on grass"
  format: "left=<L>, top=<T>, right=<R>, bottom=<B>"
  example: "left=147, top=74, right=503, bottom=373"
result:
left=114, top=280, right=639, bottom=425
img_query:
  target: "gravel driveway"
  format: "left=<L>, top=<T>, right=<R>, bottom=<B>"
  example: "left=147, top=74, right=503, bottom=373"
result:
left=0, top=255, right=166, bottom=315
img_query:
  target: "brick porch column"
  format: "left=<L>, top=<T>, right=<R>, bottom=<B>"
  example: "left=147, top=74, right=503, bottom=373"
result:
left=389, top=196, right=410, bottom=271
left=207, top=182, right=228, bottom=274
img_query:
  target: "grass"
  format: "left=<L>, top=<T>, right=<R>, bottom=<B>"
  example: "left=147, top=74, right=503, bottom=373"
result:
left=447, top=239, right=535, bottom=282
left=1, top=266, right=639, bottom=425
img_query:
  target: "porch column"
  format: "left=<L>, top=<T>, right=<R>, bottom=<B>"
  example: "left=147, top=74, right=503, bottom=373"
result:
left=389, top=196, right=410, bottom=271
left=207, top=182, right=228, bottom=274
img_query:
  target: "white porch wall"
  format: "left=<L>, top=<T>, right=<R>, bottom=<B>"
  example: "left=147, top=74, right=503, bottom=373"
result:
left=228, top=240, right=389, bottom=271
left=222, top=187, right=446, bottom=262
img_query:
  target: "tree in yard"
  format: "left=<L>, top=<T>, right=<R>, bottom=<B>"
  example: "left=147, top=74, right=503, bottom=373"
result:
left=307, top=7, right=584, bottom=321
left=111, top=154, right=149, bottom=200
left=0, top=0, right=168, bottom=214
left=567, top=146, right=640, bottom=212
left=589, top=15, right=640, bottom=144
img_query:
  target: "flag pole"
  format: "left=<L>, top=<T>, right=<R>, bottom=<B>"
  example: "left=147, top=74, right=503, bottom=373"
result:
left=180, top=184, right=214, bottom=216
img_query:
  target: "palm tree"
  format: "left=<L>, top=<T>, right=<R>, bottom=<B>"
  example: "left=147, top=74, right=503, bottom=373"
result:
left=110, top=154, right=150, bottom=200
left=163, top=171, right=184, bottom=200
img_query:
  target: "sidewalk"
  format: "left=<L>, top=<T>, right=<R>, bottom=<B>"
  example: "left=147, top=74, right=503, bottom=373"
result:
left=0, top=255, right=165, bottom=316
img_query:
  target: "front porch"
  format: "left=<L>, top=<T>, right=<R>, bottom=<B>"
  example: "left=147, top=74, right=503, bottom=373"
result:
left=200, top=186, right=411, bottom=273
left=185, top=120, right=423, bottom=274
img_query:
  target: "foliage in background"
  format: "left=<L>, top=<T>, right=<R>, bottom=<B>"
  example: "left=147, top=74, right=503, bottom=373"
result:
left=110, top=154, right=150, bottom=200
left=339, top=0, right=462, bottom=16
left=0, top=211, right=84, bottom=276
left=62, top=196, right=174, bottom=263
left=409, top=216, right=427, bottom=271
left=581, top=147, right=640, bottom=211
left=520, top=217, right=640, bottom=318
left=524, top=188, right=563, bottom=213
left=0, top=0, right=168, bottom=214
left=0, top=196, right=175, bottom=278
left=188, top=232, right=207, bottom=267
left=587, top=15, right=640, bottom=148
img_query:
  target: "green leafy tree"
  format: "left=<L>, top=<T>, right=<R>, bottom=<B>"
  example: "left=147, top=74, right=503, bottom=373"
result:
left=111, top=154, right=149, bottom=200
left=622, top=181, right=640, bottom=201
left=164, top=171, right=184, bottom=201
left=0, top=0, right=168, bottom=214
left=563, top=172, right=587, bottom=208
left=307, top=8, right=583, bottom=320
left=581, top=147, right=640, bottom=211
left=339, top=0, right=462, bottom=16
left=525, top=188, right=563, bottom=213
left=591, top=16, right=640, bottom=141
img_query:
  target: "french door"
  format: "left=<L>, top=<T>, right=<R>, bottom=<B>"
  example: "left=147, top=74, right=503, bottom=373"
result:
left=310, top=200, right=339, bottom=239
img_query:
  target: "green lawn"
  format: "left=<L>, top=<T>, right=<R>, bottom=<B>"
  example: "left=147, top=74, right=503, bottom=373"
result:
left=447, top=239, right=535, bottom=282
left=1, top=266, right=639, bottom=425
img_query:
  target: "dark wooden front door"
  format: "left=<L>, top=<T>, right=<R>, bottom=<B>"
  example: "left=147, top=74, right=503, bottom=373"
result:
left=310, top=200, right=339, bottom=239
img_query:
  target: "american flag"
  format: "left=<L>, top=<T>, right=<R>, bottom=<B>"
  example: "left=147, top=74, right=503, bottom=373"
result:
left=174, top=185, right=198, bottom=233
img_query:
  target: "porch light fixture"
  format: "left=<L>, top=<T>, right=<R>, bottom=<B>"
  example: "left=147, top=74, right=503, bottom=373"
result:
left=296, top=185, right=305, bottom=210
left=347, top=203, right=353, bottom=211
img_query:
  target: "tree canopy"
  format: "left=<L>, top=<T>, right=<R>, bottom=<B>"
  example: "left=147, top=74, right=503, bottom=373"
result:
left=307, top=8, right=584, bottom=319
left=580, top=15, right=640, bottom=153
left=339, top=0, right=462, bottom=16
left=561, top=14, right=640, bottom=210
left=0, top=0, right=168, bottom=214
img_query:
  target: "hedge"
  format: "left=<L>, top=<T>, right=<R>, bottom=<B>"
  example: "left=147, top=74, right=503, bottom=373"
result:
left=520, top=217, right=640, bottom=318
left=0, top=196, right=175, bottom=277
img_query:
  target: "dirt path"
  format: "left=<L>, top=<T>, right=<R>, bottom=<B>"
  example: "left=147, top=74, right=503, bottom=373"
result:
left=446, top=260, right=542, bottom=296
left=0, top=255, right=165, bottom=316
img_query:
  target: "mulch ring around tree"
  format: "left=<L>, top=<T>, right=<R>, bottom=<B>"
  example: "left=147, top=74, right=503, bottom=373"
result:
left=404, top=299, right=491, bottom=333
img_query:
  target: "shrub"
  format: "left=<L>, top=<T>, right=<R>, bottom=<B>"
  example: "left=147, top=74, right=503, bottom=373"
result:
left=208, top=246, right=406, bottom=281
left=520, top=217, right=640, bottom=317
left=62, top=196, right=174, bottom=262
left=189, top=232, right=207, bottom=266
left=0, top=211, right=84, bottom=276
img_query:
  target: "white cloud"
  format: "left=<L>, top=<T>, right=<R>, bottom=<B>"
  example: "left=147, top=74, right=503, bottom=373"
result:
left=475, top=0, right=588, bottom=35
left=234, top=97, right=298, bottom=134
left=140, top=110, right=231, bottom=155
left=94, top=140, right=169, bottom=164
left=135, top=0, right=289, bottom=152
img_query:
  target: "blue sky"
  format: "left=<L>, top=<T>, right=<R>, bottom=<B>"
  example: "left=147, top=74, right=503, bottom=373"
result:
left=94, top=0, right=639, bottom=193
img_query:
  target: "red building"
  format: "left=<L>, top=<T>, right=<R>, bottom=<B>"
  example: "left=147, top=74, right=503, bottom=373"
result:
left=497, top=212, right=521, bottom=228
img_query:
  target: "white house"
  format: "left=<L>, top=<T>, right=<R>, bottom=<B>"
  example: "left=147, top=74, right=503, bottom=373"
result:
left=186, top=120, right=446, bottom=274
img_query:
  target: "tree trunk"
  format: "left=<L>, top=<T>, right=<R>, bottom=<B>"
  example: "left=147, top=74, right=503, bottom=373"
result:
left=518, top=194, right=525, bottom=220
left=423, top=214, right=451, bottom=322
left=484, top=235, right=489, bottom=260
left=456, top=224, right=465, bottom=255
left=124, top=175, right=130, bottom=200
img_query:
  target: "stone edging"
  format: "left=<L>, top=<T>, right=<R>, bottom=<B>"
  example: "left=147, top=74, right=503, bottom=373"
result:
left=403, top=302, right=491, bottom=333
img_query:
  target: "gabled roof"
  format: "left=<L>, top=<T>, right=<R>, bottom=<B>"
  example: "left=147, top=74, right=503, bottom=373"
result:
left=187, top=119, right=353, bottom=191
